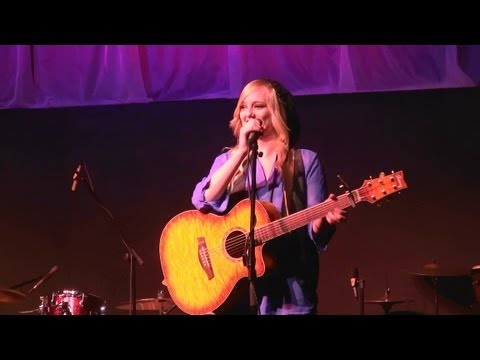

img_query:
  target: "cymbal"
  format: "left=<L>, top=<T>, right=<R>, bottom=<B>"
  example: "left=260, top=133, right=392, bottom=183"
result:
left=115, top=297, right=175, bottom=312
left=409, top=262, right=468, bottom=277
left=364, top=296, right=413, bottom=314
left=0, top=288, right=26, bottom=303
left=364, top=297, right=410, bottom=305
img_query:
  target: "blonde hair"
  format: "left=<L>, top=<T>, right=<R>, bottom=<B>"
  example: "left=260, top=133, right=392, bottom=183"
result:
left=228, top=79, right=294, bottom=192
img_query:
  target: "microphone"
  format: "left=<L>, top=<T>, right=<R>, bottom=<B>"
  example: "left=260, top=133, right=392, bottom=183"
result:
left=350, top=267, right=359, bottom=300
left=28, top=265, right=59, bottom=294
left=71, top=163, right=82, bottom=191
left=248, top=131, right=261, bottom=144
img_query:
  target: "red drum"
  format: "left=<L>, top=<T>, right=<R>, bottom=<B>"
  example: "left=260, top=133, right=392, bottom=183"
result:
left=39, top=289, right=106, bottom=315
left=472, top=265, right=480, bottom=304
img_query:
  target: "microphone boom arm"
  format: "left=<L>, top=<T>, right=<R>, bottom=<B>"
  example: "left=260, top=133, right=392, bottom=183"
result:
left=27, top=265, right=59, bottom=294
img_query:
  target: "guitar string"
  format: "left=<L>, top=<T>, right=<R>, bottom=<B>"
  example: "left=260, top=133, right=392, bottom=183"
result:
left=205, top=194, right=347, bottom=258
left=205, top=185, right=382, bottom=258
left=203, top=182, right=398, bottom=259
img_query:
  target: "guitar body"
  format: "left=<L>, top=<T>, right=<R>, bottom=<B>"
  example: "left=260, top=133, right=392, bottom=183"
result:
left=159, top=199, right=280, bottom=315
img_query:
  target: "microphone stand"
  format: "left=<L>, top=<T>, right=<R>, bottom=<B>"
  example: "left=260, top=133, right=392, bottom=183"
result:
left=352, top=268, right=365, bottom=315
left=245, top=139, right=259, bottom=315
left=74, top=160, right=144, bottom=315
left=9, top=275, right=44, bottom=290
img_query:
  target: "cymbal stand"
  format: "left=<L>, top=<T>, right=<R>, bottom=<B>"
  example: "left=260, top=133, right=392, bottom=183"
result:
left=429, top=258, right=440, bottom=315
left=433, top=276, right=439, bottom=315
left=380, top=287, right=392, bottom=314
left=157, top=286, right=176, bottom=315
left=359, top=278, right=365, bottom=315
left=157, top=288, right=174, bottom=315
left=161, top=304, right=177, bottom=315
left=381, top=275, right=392, bottom=314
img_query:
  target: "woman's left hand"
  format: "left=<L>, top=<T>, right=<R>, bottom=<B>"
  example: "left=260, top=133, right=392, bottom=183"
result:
left=325, top=193, right=347, bottom=225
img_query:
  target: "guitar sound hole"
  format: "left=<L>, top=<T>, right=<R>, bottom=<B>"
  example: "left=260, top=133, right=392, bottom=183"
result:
left=225, top=230, right=247, bottom=259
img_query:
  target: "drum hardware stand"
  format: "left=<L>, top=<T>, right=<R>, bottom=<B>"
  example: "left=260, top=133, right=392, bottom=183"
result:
left=38, top=296, right=49, bottom=315
left=18, top=308, right=42, bottom=315
left=55, top=301, right=72, bottom=315
left=36, top=294, right=69, bottom=315
left=161, top=305, right=177, bottom=315
left=71, top=160, right=144, bottom=315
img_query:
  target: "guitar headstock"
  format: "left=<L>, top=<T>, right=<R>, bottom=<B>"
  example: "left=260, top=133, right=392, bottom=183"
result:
left=358, top=170, right=407, bottom=204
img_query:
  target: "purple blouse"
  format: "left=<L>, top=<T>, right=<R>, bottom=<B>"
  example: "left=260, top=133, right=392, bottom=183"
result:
left=191, top=148, right=330, bottom=315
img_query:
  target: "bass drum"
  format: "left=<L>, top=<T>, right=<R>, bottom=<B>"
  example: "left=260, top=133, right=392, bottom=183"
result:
left=471, top=265, right=480, bottom=313
left=40, top=289, right=106, bottom=315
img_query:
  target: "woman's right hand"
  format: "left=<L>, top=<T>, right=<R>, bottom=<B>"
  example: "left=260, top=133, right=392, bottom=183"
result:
left=238, top=118, right=263, bottom=153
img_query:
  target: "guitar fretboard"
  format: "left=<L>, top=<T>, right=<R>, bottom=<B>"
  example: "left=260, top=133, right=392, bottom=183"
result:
left=256, top=190, right=359, bottom=244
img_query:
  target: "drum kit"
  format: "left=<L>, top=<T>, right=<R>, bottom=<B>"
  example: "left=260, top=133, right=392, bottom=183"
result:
left=363, top=260, right=480, bottom=315
left=2, top=260, right=480, bottom=315
left=1, top=284, right=176, bottom=316
left=364, top=292, right=414, bottom=314
left=115, top=297, right=176, bottom=315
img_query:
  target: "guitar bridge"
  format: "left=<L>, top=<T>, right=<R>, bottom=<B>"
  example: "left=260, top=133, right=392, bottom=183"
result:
left=197, top=237, right=214, bottom=280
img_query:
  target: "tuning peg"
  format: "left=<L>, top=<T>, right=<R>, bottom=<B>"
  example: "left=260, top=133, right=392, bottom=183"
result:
left=378, top=172, right=385, bottom=184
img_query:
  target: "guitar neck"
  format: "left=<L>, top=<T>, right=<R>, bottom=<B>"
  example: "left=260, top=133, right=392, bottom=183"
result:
left=256, top=190, right=359, bottom=244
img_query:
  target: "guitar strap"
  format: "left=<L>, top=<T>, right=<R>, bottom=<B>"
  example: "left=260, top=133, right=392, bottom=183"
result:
left=282, top=148, right=313, bottom=280
left=282, top=148, right=306, bottom=216
left=284, top=149, right=335, bottom=252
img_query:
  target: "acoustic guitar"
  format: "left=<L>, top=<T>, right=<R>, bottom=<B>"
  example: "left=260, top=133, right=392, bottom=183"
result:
left=159, top=170, right=407, bottom=315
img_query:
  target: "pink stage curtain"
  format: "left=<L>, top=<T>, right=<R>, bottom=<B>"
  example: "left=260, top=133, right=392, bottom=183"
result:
left=0, top=45, right=478, bottom=109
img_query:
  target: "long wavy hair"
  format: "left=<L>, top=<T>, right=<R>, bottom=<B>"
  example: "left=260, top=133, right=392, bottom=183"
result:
left=228, top=79, right=301, bottom=191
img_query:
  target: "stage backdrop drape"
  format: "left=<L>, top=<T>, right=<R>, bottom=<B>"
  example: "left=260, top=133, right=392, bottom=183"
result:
left=0, top=45, right=479, bottom=109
